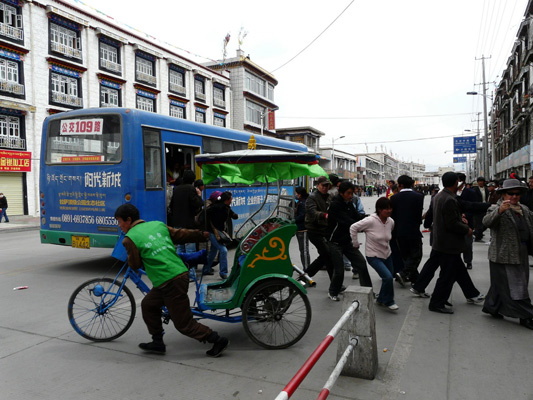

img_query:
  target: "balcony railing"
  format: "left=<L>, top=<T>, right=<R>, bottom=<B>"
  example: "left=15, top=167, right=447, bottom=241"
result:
left=52, top=91, right=83, bottom=107
left=0, top=136, right=25, bottom=150
left=195, top=91, right=206, bottom=101
left=0, top=80, right=24, bottom=95
left=51, top=42, right=82, bottom=59
left=136, top=71, right=156, bottom=85
left=0, top=22, right=23, bottom=41
left=101, top=59, right=122, bottom=74
left=169, top=82, right=186, bottom=95
left=101, top=102, right=118, bottom=108
left=213, top=97, right=226, bottom=108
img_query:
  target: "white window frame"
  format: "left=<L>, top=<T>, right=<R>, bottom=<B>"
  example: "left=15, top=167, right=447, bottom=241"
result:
left=194, top=78, right=204, bottom=95
left=51, top=72, right=78, bottom=96
left=136, top=57, right=153, bottom=76
left=100, top=86, right=119, bottom=107
left=170, top=104, right=185, bottom=119
left=0, top=58, right=17, bottom=83
left=0, top=115, right=19, bottom=137
left=195, top=110, right=205, bottom=123
left=245, top=100, right=266, bottom=126
left=245, top=71, right=266, bottom=97
left=169, top=69, right=184, bottom=87
left=214, top=116, right=225, bottom=127
left=136, top=95, right=154, bottom=112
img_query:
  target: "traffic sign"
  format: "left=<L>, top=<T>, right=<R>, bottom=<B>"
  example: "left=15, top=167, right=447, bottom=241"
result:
left=454, top=136, right=477, bottom=154
left=453, top=156, right=467, bottom=163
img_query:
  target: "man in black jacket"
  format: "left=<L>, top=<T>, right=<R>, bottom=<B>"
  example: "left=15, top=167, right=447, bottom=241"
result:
left=305, top=176, right=334, bottom=279
left=429, top=172, right=473, bottom=314
left=170, top=170, right=204, bottom=255
left=472, top=176, right=489, bottom=241
left=326, top=181, right=372, bottom=301
left=390, top=175, right=424, bottom=285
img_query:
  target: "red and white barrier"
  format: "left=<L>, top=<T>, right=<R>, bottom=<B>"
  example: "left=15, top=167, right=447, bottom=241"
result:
left=274, top=300, right=360, bottom=400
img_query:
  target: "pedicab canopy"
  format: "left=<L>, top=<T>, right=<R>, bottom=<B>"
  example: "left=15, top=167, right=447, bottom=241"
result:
left=195, top=149, right=327, bottom=185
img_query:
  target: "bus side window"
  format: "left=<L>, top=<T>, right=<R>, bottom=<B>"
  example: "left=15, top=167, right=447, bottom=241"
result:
left=143, top=129, right=163, bottom=189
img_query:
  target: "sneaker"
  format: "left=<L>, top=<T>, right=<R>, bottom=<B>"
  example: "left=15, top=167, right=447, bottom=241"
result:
left=395, top=273, right=405, bottom=287
left=138, top=341, right=166, bottom=354
left=467, top=294, right=485, bottom=304
left=328, top=293, right=340, bottom=301
left=219, top=274, right=228, bottom=279
left=410, top=287, right=430, bottom=298
left=206, top=336, right=229, bottom=357
left=376, top=301, right=399, bottom=311
left=352, top=272, right=359, bottom=280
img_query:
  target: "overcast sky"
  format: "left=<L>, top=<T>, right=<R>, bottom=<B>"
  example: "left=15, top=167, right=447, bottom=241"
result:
left=68, top=0, right=529, bottom=171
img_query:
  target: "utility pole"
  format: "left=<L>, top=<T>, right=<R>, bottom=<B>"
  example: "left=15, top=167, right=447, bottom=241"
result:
left=477, top=55, right=492, bottom=178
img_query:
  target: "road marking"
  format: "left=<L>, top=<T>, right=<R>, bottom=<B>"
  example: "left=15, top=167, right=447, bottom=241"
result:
left=380, top=299, right=423, bottom=399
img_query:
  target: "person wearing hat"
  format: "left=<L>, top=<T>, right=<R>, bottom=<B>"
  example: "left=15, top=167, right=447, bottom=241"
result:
left=487, top=181, right=500, bottom=205
left=472, top=176, right=489, bottom=242
left=482, top=179, right=533, bottom=329
left=304, top=176, right=335, bottom=286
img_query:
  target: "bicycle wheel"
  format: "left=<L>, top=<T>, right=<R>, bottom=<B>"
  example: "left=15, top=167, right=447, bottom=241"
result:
left=68, top=277, right=136, bottom=342
left=242, top=278, right=311, bottom=349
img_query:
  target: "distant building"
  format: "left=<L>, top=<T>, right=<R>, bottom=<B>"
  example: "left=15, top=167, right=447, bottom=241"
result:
left=205, top=49, right=278, bottom=137
left=274, top=126, right=324, bottom=153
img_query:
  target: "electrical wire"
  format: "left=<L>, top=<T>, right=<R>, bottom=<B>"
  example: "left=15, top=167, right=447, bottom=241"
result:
left=334, top=133, right=469, bottom=146
left=270, top=0, right=355, bottom=73
left=276, top=112, right=472, bottom=120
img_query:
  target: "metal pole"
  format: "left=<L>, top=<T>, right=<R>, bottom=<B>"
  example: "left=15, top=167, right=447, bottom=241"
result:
left=481, top=57, right=490, bottom=178
left=331, top=137, right=335, bottom=174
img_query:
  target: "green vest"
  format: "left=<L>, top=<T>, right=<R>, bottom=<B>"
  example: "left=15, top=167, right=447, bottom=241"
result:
left=126, top=221, right=188, bottom=287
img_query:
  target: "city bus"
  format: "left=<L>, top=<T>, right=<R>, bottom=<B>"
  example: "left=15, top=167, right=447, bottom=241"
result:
left=39, top=108, right=308, bottom=249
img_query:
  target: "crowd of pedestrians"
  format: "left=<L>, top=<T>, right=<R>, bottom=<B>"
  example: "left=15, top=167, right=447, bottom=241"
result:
left=296, top=171, right=533, bottom=330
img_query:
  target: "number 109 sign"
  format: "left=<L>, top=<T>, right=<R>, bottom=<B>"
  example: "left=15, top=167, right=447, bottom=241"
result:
left=60, top=118, right=104, bottom=135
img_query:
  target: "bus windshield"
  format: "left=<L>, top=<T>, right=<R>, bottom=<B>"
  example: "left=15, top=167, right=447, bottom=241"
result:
left=45, top=114, right=122, bottom=164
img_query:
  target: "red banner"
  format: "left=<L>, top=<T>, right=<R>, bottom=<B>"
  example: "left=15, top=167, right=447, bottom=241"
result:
left=0, top=149, right=31, bottom=172
left=268, top=110, right=276, bottom=130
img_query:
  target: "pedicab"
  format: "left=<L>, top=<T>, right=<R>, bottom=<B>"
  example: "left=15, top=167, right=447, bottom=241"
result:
left=68, top=144, right=327, bottom=349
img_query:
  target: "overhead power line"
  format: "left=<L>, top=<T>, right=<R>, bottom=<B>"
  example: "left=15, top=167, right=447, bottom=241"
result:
left=339, top=133, right=468, bottom=146
left=277, top=112, right=472, bottom=120
left=270, top=0, right=355, bottom=73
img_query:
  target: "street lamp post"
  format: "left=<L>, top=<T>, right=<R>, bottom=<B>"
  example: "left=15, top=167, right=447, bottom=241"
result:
left=331, top=135, right=345, bottom=174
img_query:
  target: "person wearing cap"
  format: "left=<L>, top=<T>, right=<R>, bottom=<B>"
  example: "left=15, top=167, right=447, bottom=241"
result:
left=472, top=176, right=489, bottom=242
left=328, top=174, right=340, bottom=196
left=482, top=179, right=533, bottom=329
left=304, top=176, right=335, bottom=281
left=487, top=181, right=500, bottom=205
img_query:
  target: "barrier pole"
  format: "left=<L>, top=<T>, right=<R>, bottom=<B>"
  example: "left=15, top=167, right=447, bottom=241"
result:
left=274, top=300, right=359, bottom=400
left=316, top=337, right=359, bottom=400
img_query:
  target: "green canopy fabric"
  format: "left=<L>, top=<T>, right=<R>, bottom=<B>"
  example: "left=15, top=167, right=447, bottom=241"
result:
left=196, top=150, right=328, bottom=184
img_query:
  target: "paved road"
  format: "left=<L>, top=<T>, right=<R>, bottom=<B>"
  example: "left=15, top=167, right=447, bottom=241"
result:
left=1, top=196, right=532, bottom=399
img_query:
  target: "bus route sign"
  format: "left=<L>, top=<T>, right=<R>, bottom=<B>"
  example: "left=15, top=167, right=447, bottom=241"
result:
left=453, top=136, right=477, bottom=154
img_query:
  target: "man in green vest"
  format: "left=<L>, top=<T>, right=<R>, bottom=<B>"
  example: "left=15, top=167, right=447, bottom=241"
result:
left=115, top=203, right=229, bottom=357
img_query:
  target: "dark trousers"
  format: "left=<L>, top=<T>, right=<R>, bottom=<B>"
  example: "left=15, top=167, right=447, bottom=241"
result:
left=462, top=235, right=473, bottom=264
left=390, top=238, right=404, bottom=275
left=414, top=249, right=480, bottom=299
left=296, top=231, right=311, bottom=269
left=473, top=214, right=486, bottom=240
left=328, top=242, right=372, bottom=295
left=141, top=272, right=212, bottom=341
left=395, top=235, right=422, bottom=282
left=306, top=231, right=333, bottom=277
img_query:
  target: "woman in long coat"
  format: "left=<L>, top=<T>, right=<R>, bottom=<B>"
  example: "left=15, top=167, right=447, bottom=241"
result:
left=482, top=179, right=533, bottom=330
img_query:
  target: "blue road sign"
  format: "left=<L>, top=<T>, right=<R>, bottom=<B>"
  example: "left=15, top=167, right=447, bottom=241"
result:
left=453, top=156, right=467, bottom=163
left=454, top=136, right=477, bottom=154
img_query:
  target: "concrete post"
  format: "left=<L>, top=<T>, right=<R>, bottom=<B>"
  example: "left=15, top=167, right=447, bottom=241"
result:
left=337, top=286, right=378, bottom=380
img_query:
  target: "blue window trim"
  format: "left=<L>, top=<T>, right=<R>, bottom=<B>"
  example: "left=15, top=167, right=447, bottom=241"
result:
left=170, top=100, right=186, bottom=107
left=50, top=14, right=80, bottom=32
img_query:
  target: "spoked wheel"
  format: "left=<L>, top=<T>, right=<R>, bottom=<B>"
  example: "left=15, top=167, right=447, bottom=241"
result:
left=68, top=278, right=136, bottom=342
left=242, top=279, right=311, bottom=349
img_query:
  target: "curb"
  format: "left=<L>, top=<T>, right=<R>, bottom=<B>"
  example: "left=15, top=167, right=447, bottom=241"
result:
left=0, top=225, right=40, bottom=234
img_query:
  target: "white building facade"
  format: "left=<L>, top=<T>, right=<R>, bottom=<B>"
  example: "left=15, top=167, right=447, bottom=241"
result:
left=0, top=0, right=231, bottom=216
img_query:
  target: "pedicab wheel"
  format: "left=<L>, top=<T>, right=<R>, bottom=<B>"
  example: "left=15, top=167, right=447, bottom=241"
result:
left=68, top=277, right=136, bottom=342
left=242, top=278, right=311, bottom=349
